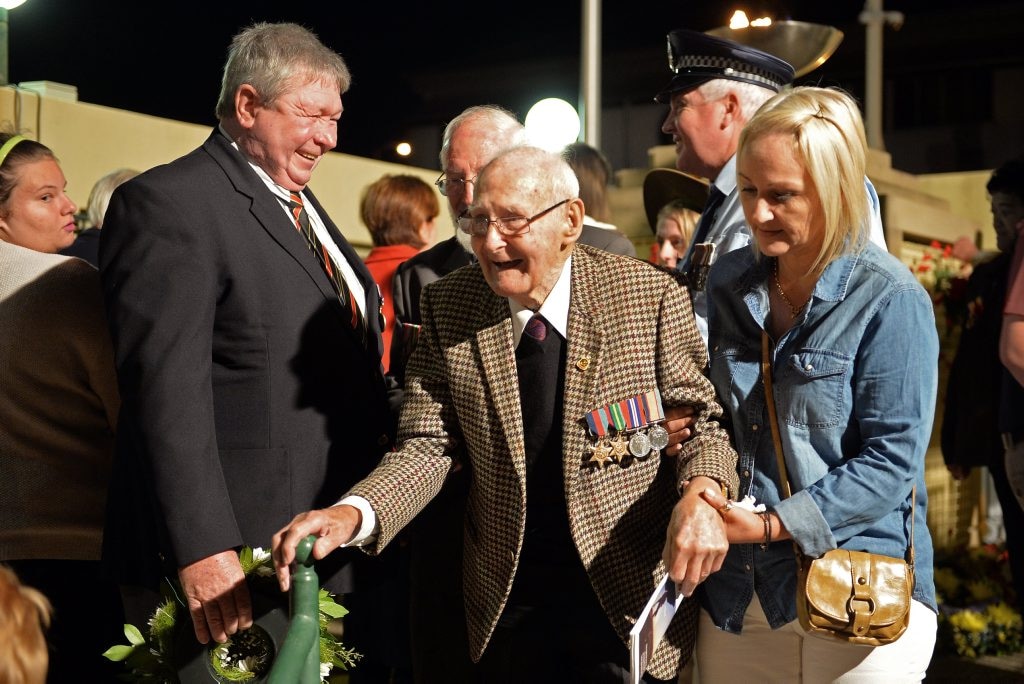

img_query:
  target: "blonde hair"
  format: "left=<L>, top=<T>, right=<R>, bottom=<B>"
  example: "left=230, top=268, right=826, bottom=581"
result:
left=656, top=200, right=700, bottom=247
left=738, top=86, right=870, bottom=274
left=0, top=565, right=52, bottom=684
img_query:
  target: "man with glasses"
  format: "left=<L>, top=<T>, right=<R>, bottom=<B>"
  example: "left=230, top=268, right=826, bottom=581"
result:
left=389, top=105, right=700, bottom=681
left=391, top=105, right=634, bottom=387
left=274, top=146, right=738, bottom=682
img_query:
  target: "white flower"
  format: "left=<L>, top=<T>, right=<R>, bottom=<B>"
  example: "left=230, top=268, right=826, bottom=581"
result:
left=237, top=656, right=259, bottom=672
left=733, top=495, right=766, bottom=513
left=320, top=661, right=332, bottom=681
left=251, top=547, right=276, bottom=576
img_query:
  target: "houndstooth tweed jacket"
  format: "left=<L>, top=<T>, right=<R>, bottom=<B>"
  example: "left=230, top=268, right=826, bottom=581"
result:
left=350, top=244, right=738, bottom=679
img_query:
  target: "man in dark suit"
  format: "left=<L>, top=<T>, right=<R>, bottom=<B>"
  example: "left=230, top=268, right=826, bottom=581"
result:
left=99, top=22, right=391, bottom=646
left=274, top=146, right=737, bottom=681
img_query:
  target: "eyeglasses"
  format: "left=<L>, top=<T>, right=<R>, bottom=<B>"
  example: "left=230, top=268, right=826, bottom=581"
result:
left=434, top=173, right=476, bottom=197
left=458, top=199, right=573, bottom=238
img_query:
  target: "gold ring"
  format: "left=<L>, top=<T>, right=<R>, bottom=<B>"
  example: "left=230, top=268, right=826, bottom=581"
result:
left=720, top=501, right=734, bottom=513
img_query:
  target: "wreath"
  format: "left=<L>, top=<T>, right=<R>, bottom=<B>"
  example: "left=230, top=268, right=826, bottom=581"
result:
left=103, top=547, right=359, bottom=682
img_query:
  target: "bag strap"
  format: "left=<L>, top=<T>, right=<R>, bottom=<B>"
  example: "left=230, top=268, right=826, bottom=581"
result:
left=760, top=330, right=915, bottom=567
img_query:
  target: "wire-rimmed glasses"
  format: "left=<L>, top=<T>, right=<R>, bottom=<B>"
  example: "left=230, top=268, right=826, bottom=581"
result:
left=457, top=199, right=573, bottom=237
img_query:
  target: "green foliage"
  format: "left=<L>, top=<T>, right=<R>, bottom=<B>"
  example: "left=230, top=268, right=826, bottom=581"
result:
left=102, top=547, right=357, bottom=682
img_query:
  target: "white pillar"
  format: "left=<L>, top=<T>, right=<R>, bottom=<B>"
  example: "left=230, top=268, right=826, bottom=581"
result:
left=859, top=0, right=904, bottom=151
left=580, top=0, right=601, bottom=148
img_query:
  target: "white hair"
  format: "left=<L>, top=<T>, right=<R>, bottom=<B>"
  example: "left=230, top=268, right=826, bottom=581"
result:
left=697, top=79, right=779, bottom=123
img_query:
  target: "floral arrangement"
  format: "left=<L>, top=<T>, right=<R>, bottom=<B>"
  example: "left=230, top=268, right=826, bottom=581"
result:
left=905, top=240, right=971, bottom=332
left=934, top=543, right=1023, bottom=658
left=103, top=547, right=359, bottom=682
left=907, top=240, right=970, bottom=302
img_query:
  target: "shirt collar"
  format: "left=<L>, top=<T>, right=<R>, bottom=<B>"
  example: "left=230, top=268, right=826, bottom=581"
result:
left=715, top=154, right=738, bottom=196
left=510, top=253, right=572, bottom=348
left=219, top=124, right=302, bottom=205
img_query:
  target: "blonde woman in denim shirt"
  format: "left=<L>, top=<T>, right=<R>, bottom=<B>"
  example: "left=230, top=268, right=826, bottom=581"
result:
left=693, top=88, right=938, bottom=682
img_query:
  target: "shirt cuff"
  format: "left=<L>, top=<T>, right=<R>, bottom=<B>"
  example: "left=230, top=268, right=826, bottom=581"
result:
left=333, top=495, right=379, bottom=547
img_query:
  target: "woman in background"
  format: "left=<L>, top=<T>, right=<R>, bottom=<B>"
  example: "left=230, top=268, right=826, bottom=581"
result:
left=0, top=132, right=122, bottom=680
left=654, top=199, right=699, bottom=269
left=361, top=174, right=438, bottom=373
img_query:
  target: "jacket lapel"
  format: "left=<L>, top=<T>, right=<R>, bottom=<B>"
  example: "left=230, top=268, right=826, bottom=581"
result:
left=476, top=293, right=527, bottom=481
left=203, top=132, right=381, bottom=358
left=203, top=132, right=330, bottom=299
left=563, top=248, right=604, bottom=502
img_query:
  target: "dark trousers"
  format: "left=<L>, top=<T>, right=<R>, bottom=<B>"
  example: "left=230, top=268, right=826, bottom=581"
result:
left=8, top=559, right=125, bottom=684
left=991, top=454, right=1024, bottom=606
left=475, top=581, right=670, bottom=684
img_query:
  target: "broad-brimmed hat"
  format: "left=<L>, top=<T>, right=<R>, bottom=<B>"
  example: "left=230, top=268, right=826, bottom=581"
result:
left=643, top=168, right=709, bottom=233
left=654, top=29, right=795, bottom=103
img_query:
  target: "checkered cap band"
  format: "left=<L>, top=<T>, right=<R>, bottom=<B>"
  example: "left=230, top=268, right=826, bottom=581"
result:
left=670, top=53, right=785, bottom=89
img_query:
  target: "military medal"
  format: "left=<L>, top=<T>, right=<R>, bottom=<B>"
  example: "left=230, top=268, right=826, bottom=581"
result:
left=626, top=396, right=652, bottom=457
left=588, top=439, right=613, bottom=467
left=584, top=407, right=614, bottom=467
left=607, top=402, right=629, bottom=462
left=643, top=389, right=670, bottom=452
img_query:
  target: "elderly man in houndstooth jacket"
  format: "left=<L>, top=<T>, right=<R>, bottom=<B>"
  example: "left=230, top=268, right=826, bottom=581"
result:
left=274, top=146, right=738, bottom=682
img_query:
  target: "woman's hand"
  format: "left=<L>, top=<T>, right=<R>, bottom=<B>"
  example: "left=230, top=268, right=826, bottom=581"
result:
left=699, top=487, right=787, bottom=545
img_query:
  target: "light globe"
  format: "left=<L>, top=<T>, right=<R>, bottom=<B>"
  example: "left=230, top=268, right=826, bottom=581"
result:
left=524, top=98, right=581, bottom=152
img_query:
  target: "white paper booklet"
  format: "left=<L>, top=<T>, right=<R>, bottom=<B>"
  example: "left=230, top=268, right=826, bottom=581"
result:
left=629, top=573, right=685, bottom=684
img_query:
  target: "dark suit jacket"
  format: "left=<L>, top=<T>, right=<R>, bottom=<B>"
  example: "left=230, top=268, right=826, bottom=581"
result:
left=99, top=130, right=392, bottom=592
left=353, top=245, right=738, bottom=679
left=60, top=227, right=101, bottom=267
left=580, top=222, right=636, bottom=257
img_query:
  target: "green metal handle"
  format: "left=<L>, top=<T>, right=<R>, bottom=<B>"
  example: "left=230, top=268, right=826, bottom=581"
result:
left=268, top=535, right=321, bottom=683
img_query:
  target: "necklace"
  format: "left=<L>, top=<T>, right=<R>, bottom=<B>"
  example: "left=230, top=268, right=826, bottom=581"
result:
left=772, top=259, right=808, bottom=318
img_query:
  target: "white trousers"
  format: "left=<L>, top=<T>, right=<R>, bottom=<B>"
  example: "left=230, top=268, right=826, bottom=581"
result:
left=695, top=595, right=936, bottom=683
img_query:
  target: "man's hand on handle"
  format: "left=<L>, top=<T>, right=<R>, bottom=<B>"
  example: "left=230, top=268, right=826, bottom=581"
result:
left=271, top=504, right=362, bottom=592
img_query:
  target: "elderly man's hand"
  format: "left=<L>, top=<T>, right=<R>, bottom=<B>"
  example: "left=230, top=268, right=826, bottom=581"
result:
left=178, top=550, right=252, bottom=644
left=271, top=505, right=362, bottom=592
left=662, top=405, right=697, bottom=455
left=663, top=476, right=728, bottom=596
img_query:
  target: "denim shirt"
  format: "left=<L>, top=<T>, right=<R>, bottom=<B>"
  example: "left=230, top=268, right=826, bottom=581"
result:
left=701, top=242, right=938, bottom=633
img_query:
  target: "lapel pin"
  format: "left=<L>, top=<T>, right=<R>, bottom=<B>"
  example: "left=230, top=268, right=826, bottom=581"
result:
left=576, top=357, right=591, bottom=371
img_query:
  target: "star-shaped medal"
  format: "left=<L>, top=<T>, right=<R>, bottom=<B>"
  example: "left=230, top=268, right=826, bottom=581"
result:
left=588, top=439, right=613, bottom=468
left=609, top=433, right=629, bottom=463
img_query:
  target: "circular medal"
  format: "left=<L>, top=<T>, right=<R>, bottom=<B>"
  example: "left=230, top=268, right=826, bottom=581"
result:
left=647, top=424, right=670, bottom=451
left=629, top=431, right=651, bottom=458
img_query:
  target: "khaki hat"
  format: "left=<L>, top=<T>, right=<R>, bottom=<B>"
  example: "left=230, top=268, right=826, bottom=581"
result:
left=643, top=168, right=710, bottom=233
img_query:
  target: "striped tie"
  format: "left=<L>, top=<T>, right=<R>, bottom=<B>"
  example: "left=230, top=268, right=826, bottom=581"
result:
left=287, top=192, right=366, bottom=343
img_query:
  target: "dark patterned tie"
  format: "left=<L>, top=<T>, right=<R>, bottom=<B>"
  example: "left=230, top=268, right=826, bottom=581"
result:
left=286, top=192, right=366, bottom=343
left=524, top=314, right=548, bottom=342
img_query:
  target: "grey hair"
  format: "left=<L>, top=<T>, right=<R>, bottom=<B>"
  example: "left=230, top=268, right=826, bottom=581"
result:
left=215, top=22, right=351, bottom=121
left=87, top=168, right=139, bottom=228
left=697, top=79, right=779, bottom=123
left=439, top=105, right=527, bottom=169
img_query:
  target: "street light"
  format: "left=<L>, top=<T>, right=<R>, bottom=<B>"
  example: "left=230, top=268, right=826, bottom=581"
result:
left=525, top=98, right=581, bottom=152
left=706, top=19, right=844, bottom=79
left=0, top=0, right=28, bottom=87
